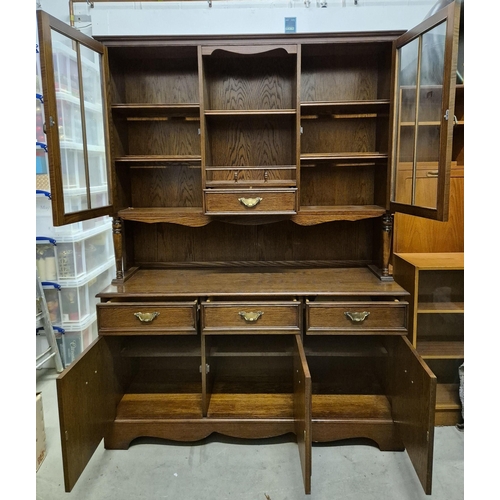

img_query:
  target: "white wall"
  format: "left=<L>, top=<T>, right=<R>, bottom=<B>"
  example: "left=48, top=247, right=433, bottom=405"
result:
left=37, top=0, right=437, bottom=35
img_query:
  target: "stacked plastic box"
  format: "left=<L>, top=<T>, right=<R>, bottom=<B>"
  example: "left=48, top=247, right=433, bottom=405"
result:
left=36, top=196, right=115, bottom=367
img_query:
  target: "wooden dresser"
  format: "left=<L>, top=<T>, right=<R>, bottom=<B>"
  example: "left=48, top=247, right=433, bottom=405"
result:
left=37, top=2, right=462, bottom=495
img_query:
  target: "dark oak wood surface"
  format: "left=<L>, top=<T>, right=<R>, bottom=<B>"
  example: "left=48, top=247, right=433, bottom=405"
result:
left=98, top=266, right=409, bottom=298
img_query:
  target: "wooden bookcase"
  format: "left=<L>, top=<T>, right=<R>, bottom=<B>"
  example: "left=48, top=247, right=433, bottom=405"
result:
left=392, top=252, right=464, bottom=425
left=37, top=2, right=462, bottom=495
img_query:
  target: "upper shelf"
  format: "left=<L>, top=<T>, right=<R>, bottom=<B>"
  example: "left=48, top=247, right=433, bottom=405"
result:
left=300, top=100, right=390, bottom=115
left=111, top=103, right=200, bottom=118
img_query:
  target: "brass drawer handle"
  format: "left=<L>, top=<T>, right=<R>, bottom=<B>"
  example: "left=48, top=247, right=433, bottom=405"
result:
left=239, top=311, right=264, bottom=322
left=238, top=197, right=262, bottom=208
left=134, top=311, right=160, bottom=323
left=344, top=311, right=370, bottom=323
left=427, top=170, right=438, bottom=177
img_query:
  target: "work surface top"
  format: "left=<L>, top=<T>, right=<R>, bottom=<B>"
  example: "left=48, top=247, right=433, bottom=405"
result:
left=97, top=266, right=409, bottom=298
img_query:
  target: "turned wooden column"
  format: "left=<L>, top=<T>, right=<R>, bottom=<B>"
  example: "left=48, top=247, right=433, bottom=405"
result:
left=381, top=212, right=394, bottom=278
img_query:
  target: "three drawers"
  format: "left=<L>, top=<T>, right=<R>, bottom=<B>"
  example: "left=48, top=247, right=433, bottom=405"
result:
left=97, top=301, right=198, bottom=335
left=97, top=298, right=407, bottom=336
left=201, top=300, right=301, bottom=334
left=305, top=300, right=408, bottom=335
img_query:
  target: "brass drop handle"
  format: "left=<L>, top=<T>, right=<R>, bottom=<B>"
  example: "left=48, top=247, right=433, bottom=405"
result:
left=239, top=311, right=264, bottom=322
left=344, top=311, right=370, bottom=323
left=238, top=197, right=262, bottom=208
left=134, top=311, right=160, bottom=322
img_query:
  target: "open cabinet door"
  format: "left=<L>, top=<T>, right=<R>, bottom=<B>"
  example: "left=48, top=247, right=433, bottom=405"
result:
left=57, top=337, right=116, bottom=491
left=37, top=10, right=113, bottom=226
left=293, top=335, right=312, bottom=494
left=388, top=335, right=436, bottom=494
left=390, top=0, right=462, bottom=221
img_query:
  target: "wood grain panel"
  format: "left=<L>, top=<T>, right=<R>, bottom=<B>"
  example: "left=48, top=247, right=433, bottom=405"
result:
left=305, top=301, right=407, bottom=334
left=56, top=337, right=116, bottom=492
left=201, top=301, right=300, bottom=334
left=301, top=44, right=391, bottom=102
left=132, top=220, right=375, bottom=264
left=128, top=120, right=201, bottom=156
left=108, top=46, right=199, bottom=104
left=97, top=301, right=198, bottom=335
left=206, top=115, right=294, bottom=166
left=387, top=335, right=436, bottom=495
left=300, top=166, right=376, bottom=206
left=204, top=51, right=295, bottom=110
left=130, top=166, right=203, bottom=208
left=301, top=117, right=380, bottom=154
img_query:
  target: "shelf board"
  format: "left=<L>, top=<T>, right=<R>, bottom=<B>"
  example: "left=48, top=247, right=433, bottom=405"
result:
left=205, top=109, right=296, bottom=116
left=312, top=394, right=393, bottom=421
left=436, top=383, right=461, bottom=410
left=111, top=103, right=200, bottom=118
left=417, top=340, right=464, bottom=359
left=207, top=392, right=294, bottom=419
left=300, top=100, right=390, bottom=115
left=300, top=152, right=388, bottom=163
left=292, top=205, right=386, bottom=225
left=118, top=207, right=208, bottom=226
left=116, top=393, right=203, bottom=420
left=114, top=155, right=202, bottom=166
left=393, top=253, right=464, bottom=270
left=418, top=301, right=464, bottom=313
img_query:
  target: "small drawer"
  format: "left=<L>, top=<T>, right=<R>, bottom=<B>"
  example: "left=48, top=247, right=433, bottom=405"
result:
left=97, top=301, right=198, bottom=335
left=305, top=300, right=408, bottom=335
left=204, top=189, right=297, bottom=215
left=201, top=301, right=301, bottom=334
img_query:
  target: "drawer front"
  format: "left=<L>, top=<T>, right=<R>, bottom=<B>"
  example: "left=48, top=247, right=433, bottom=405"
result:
left=201, top=301, right=301, bottom=334
left=305, top=301, right=407, bottom=335
left=204, top=189, right=297, bottom=215
left=97, top=301, right=198, bottom=335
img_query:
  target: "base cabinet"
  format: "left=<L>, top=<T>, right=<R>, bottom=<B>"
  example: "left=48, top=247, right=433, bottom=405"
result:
left=57, top=267, right=436, bottom=495
left=393, top=253, right=464, bottom=426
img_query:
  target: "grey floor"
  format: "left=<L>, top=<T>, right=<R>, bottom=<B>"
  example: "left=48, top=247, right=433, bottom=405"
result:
left=36, top=368, right=464, bottom=500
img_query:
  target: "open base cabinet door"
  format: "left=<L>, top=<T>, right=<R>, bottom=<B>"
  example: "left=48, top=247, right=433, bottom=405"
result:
left=388, top=335, right=437, bottom=494
left=294, top=335, right=312, bottom=494
left=56, top=337, right=116, bottom=492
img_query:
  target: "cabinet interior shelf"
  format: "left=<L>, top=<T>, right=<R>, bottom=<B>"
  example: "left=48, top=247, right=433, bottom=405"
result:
left=436, top=383, right=461, bottom=410
left=205, top=109, right=296, bottom=116
left=111, top=103, right=200, bottom=118
left=417, top=340, right=464, bottom=359
left=300, top=100, right=390, bottom=114
left=301, top=153, right=388, bottom=162
left=114, top=155, right=202, bottom=166
left=417, top=302, right=464, bottom=313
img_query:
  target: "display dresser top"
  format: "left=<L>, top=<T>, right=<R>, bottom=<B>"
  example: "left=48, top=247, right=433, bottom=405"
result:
left=97, top=266, right=409, bottom=299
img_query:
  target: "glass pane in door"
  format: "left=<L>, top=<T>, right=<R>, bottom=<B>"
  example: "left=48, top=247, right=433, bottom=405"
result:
left=81, top=45, right=109, bottom=207
left=393, top=38, right=418, bottom=205
left=393, top=20, right=448, bottom=210
left=414, top=21, right=447, bottom=209
left=51, top=29, right=88, bottom=212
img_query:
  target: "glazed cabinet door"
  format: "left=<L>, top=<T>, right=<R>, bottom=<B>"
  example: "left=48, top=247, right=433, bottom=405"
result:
left=390, top=0, right=461, bottom=221
left=37, top=10, right=113, bottom=226
left=57, top=337, right=116, bottom=491
left=387, top=335, right=437, bottom=494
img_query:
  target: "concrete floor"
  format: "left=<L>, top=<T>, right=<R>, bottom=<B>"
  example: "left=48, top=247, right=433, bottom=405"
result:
left=36, top=368, right=464, bottom=500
